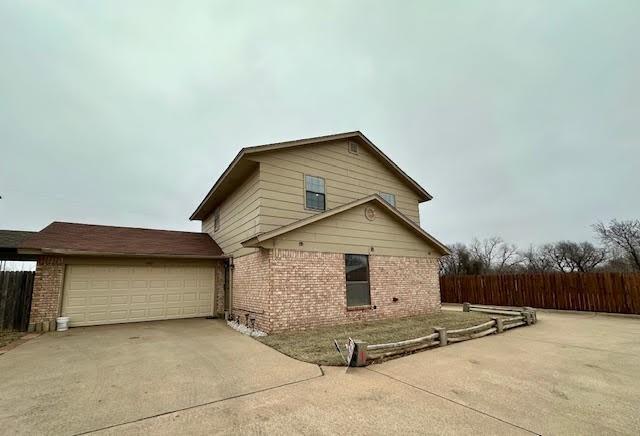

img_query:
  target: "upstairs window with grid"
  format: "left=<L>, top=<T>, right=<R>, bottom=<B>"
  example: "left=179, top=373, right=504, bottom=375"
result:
left=305, top=175, right=326, bottom=211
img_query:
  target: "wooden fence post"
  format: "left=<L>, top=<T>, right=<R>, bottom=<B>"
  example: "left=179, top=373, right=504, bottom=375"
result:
left=352, top=340, right=368, bottom=366
left=524, top=307, right=537, bottom=324
left=434, top=327, right=447, bottom=346
left=462, top=302, right=470, bottom=312
left=491, top=316, right=504, bottom=333
left=521, top=310, right=533, bottom=326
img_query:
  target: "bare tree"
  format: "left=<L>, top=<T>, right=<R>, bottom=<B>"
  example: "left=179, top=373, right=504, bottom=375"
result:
left=519, top=245, right=555, bottom=272
left=539, top=241, right=607, bottom=272
left=470, top=237, right=502, bottom=272
left=496, top=242, right=521, bottom=272
left=565, top=241, right=607, bottom=272
left=439, top=243, right=483, bottom=275
left=593, top=219, right=640, bottom=271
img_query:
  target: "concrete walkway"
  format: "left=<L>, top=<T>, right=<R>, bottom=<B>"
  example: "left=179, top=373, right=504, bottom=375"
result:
left=1, top=312, right=639, bottom=435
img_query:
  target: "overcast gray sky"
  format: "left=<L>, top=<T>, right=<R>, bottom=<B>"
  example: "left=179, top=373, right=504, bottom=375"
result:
left=1, top=1, right=638, bottom=247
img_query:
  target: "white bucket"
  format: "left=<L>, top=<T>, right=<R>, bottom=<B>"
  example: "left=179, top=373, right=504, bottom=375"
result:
left=56, top=317, right=70, bottom=332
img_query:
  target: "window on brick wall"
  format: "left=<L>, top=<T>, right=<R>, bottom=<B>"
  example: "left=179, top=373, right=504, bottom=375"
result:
left=345, top=254, right=371, bottom=307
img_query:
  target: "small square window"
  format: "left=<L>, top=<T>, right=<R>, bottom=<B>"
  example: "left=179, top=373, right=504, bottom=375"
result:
left=213, top=209, right=220, bottom=231
left=305, top=175, right=326, bottom=211
left=348, top=141, right=359, bottom=154
left=379, top=192, right=396, bottom=207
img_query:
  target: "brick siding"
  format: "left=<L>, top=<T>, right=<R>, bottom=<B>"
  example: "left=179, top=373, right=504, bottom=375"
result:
left=231, top=249, right=441, bottom=334
left=213, top=261, right=226, bottom=315
left=231, top=250, right=272, bottom=331
left=29, top=255, right=65, bottom=332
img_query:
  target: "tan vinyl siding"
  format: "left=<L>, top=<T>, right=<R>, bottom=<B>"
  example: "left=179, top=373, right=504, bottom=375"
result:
left=202, top=168, right=260, bottom=257
left=260, top=203, right=436, bottom=258
left=252, top=140, right=421, bottom=234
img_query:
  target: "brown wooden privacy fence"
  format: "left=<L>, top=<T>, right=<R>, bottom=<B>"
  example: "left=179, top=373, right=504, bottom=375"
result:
left=0, top=271, right=35, bottom=331
left=440, top=272, right=640, bottom=315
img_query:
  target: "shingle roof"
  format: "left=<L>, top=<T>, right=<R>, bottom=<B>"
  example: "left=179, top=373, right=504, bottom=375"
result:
left=0, top=230, right=37, bottom=249
left=20, top=222, right=224, bottom=258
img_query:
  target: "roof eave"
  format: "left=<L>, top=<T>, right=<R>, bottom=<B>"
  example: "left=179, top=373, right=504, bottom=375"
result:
left=240, top=194, right=450, bottom=255
left=26, top=248, right=230, bottom=260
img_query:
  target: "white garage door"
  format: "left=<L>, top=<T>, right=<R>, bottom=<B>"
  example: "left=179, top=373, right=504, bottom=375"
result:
left=61, top=263, right=215, bottom=327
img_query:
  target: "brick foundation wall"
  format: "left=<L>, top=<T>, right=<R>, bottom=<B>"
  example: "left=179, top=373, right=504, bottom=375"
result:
left=231, top=249, right=441, bottom=334
left=269, top=250, right=347, bottom=332
left=231, top=250, right=271, bottom=331
left=366, top=255, right=441, bottom=319
left=29, top=255, right=65, bottom=332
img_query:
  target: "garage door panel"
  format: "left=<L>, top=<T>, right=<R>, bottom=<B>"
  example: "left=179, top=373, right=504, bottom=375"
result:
left=87, top=311, right=108, bottom=322
left=131, top=295, right=147, bottom=303
left=89, top=296, right=109, bottom=306
left=62, top=263, right=215, bottom=327
left=148, top=294, right=165, bottom=303
left=110, top=295, right=129, bottom=304
left=68, top=280, right=90, bottom=290
left=149, top=280, right=165, bottom=288
left=109, top=310, right=129, bottom=321
left=111, top=280, right=129, bottom=290
left=92, top=280, right=109, bottom=289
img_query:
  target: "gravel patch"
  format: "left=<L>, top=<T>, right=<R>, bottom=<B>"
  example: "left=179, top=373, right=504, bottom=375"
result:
left=227, top=320, right=267, bottom=337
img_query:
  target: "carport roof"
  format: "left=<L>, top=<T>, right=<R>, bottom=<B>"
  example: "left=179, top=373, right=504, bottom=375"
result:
left=0, top=230, right=37, bottom=248
left=19, top=222, right=225, bottom=259
left=0, top=230, right=39, bottom=261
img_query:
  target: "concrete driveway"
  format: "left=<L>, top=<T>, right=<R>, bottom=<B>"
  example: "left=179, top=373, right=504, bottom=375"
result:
left=0, top=319, right=321, bottom=435
left=2, top=311, right=639, bottom=435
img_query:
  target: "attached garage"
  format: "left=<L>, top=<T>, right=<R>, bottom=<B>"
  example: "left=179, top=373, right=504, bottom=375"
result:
left=62, top=262, right=216, bottom=327
left=19, top=222, right=226, bottom=331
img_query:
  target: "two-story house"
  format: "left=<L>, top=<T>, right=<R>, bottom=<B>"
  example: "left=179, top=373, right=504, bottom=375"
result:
left=191, top=131, right=449, bottom=332
left=14, top=131, right=449, bottom=333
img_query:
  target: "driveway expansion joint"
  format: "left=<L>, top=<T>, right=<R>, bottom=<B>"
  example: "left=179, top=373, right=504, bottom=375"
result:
left=73, top=365, right=325, bottom=436
left=366, top=367, right=540, bottom=435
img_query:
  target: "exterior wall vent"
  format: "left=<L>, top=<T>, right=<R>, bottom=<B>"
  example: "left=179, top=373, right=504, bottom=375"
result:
left=348, top=141, right=359, bottom=154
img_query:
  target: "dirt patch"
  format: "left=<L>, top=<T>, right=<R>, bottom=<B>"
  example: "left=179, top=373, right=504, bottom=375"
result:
left=0, top=332, right=25, bottom=349
left=257, top=311, right=494, bottom=366
left=0, top=332, right=25, bottom=348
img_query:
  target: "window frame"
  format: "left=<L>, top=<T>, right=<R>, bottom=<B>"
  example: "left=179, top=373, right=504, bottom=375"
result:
left=344, top=254, right=371, bottom=308
left=379, top=192, right=396, bottom=207
left=304, top=174, right=326, bottom=211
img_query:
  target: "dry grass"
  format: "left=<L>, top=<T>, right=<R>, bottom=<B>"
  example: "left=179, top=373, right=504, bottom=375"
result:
left=0, top=332, right=24, bottom=348
left=257, top=311, right=494, bottom=366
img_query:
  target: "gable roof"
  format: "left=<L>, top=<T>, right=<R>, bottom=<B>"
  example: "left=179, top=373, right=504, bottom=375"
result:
left=20, top=222, right=225, bottom=259
left=190, top=131, right=432, bottom=221
left=241, top=194, right=450, bottom=255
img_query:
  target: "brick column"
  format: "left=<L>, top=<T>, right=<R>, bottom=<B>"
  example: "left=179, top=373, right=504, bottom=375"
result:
left=29, top=256, right=65, bottom=332
left=213, top=261, right=226, bottom=316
